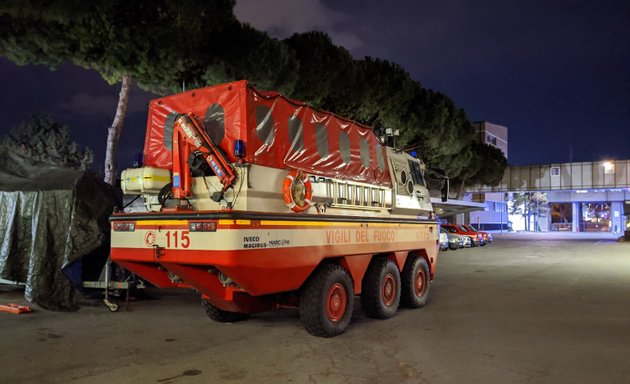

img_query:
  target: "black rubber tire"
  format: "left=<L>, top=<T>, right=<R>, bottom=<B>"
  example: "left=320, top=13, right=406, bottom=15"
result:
left=299, top=264, right=354, bottom=337
left=449, top=244, right=458, bottom=250
left=401, top=256, right=431, bottom=308
left=361, top=258, right=401, bottom=319
left=201, top=299, right=249, bottom=323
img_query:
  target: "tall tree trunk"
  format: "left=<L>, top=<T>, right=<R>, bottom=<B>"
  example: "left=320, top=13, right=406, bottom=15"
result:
left=524, top=203, right=529, bottom=231
left=456, top=174, right=467, bottom=200
left=104, top=73, right=132, bottom=185
left=526, top=205, right=531, bottom=231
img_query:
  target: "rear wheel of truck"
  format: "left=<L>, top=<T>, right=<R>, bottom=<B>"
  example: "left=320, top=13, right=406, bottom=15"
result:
left=361, top=258, right=401, bottom=319
left=299, top=264, right=354, bottom=337
left=401, top=256, right=430, bottom=308
left=201, top=299, right=249, bottom=323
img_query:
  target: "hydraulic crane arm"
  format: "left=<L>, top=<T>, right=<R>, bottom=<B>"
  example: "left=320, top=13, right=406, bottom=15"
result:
left=171, top=113, right=237, bottom=201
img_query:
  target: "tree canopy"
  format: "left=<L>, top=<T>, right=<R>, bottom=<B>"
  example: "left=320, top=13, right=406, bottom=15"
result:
left=283, top=31, right=494, bottom=189
left=0, top=1, right=507, bottom=191
left=0, top=0, right=297, bottom=183
left=0, top=1, right=294, bottom=90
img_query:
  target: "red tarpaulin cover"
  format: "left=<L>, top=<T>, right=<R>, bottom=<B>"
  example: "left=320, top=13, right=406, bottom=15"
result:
left=143, top=80, right=392, bottom=186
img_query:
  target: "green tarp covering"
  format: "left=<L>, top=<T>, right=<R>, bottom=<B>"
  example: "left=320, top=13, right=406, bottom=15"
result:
left=0, top=148, right=119, bottom=310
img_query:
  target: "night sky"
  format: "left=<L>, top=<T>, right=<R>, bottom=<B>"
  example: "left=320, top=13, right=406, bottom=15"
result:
left=0, top=0, right=628, bottom=171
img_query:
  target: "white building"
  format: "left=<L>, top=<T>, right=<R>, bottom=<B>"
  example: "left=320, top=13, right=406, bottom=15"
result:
left=467, top=121, right=510, bottom=231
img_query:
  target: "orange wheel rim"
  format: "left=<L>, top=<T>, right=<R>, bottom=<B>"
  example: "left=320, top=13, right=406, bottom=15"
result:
left=414, top=268, right=426, bottom=297
left=382, top=273, right=396, bottom=306
left=326, top=283, right=347, bottom=322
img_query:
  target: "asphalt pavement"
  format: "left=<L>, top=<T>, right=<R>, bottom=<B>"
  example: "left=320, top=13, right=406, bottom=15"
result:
left=1, top=232, right=629, bottom=384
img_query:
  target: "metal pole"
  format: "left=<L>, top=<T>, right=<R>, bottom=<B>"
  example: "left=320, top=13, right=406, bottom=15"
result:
left=501, top=202, right=504, bottom=235
left=536, top=194, right=539, bottom=232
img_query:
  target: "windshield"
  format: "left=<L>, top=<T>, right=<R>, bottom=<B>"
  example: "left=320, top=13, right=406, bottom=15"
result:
left=444, top=226, right=458, bottom=233
left=408, top=160, right=425, bottom=187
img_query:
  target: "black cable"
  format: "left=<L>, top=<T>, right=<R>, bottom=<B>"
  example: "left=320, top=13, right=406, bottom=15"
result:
left=158, top=182, right=173, bottom=207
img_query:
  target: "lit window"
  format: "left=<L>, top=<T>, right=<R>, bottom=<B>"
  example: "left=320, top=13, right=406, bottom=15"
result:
left=603, top=161, right=614, bottom=174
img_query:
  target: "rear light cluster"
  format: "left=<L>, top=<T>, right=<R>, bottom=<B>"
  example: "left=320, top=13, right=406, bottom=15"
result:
left=189, top=221, right=217, bottom=232
left=113, top=222, right=135, bottom=232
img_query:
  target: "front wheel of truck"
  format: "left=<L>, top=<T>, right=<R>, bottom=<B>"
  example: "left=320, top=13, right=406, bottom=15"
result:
left=299, top=264, right=354, bottom=337
left=201, top=299, right=249, bottom=323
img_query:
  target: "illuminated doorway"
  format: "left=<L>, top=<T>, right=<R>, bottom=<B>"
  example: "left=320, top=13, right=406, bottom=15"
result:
left=580, top=202, right=610, bottom=232
left=550, top=203, right=572, bottom=231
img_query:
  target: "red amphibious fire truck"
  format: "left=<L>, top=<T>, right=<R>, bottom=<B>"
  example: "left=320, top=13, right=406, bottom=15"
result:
left=110, top=80, right=445, bottom=337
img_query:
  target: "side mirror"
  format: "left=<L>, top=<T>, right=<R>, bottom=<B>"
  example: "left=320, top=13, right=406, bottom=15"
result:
left=440, top=178, right=449, bottom=202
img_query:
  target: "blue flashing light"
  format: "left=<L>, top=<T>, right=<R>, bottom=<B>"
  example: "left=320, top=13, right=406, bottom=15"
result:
left=234, top=140, right=245, bottom=157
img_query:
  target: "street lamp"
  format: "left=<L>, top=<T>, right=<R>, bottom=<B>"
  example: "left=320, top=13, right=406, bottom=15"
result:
left=602, top=161, right=614, bottom=174
left=502, top=192, right=509, bottom=234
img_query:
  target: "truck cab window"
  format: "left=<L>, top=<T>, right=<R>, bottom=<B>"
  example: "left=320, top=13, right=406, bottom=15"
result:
left=409, top=160, right=425, bottom=187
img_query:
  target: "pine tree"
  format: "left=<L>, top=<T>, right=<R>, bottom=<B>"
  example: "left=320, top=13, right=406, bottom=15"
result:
left=2, top=115, right=93, bottom=170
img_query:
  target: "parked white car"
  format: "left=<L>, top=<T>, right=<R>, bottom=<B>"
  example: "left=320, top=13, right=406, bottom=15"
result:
left=439, top=231, right=449, bottom=251
left=441, top=227, right=468, bottom=249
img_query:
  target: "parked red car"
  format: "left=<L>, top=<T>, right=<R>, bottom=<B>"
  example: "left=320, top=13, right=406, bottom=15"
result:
left=461, top=225, right=493, bottom=245
left=442, top=224, right=484, bottom=247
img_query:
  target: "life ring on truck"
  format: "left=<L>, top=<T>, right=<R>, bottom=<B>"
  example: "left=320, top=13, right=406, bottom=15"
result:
left=282, top=170, right=313, bottom=213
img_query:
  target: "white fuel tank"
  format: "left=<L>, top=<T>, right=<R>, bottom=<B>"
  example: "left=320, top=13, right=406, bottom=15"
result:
left=121, top=167, right=171, bottom=194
